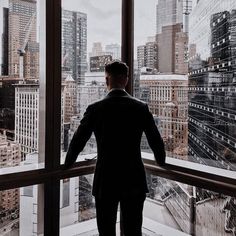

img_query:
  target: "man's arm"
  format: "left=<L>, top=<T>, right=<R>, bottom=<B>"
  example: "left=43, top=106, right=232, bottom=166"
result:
left=143, top=104, right=166, bottom=166
left=64, top=106, right=94, bottom=168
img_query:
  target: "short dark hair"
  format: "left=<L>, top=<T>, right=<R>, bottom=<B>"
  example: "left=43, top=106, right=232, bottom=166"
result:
left=105, top=60, right=129, bottom=79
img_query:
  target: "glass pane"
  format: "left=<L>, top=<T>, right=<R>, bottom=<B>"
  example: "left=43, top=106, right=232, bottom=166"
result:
left=144, top=173, right=236, bottom=236
left=61, top=0, right=121, bottom=164
left=60, top=175, right=101, bottom=235
left=0, top=184, right=43, bottom=235
left=0, top=0, right=45, bottom=174
left=134, top=0, right=236, bottom=172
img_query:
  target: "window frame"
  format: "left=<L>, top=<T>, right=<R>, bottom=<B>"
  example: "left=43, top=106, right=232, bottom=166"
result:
left=0, top=0, right=236, bottom=235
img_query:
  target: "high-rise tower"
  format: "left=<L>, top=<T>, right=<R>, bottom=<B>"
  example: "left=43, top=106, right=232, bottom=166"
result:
left=62, top=9, right=87, bottom=84
left=8, top=0, right=38, bottom=79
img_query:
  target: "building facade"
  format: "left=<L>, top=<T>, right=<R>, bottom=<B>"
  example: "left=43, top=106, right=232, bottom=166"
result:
left=0, top=132, right=21, bottom=220
left=188, top=0, right=236, bottom=170
left=1, top=7, right=9, bottom=76
left=105, top=43, right=121, bottom=60
left=62, top=75, right=77, bottom=123
left=8, top=0, right=38, bottom=79
left=137, top=40, right=158, bottom=71
left=156, top=0, right=183, bottom=34
left=62, top=9, right=87, bottom=84
left=14, top=82, right=39, bottom=158
left=140, top=74, right=188, bottom=158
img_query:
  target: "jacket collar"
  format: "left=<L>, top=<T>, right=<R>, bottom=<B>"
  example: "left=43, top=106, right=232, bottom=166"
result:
left=106, top=88, right=130, bottom=98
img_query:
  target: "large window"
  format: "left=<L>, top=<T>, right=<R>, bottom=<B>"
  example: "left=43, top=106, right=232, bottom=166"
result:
left=60, top=0, right=121, bottom=164
left=0, top=0, right=235, bottom=235
left=134, top=0, right=236, bottom=172
left=0, top=0, right=45, bottom=174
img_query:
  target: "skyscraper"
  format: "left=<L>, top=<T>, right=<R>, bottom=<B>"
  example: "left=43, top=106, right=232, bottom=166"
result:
left=14, top=82, right=39, bottom=158
left=140, top=74, right=188, bottom=158
left=105, top=43, right=121, bottom=60
left=62, top=9, right=87, bottom=84
left=8, top=0, right=38, bottom=79
left=137, top=41, right=158, bottom=71
left=156, top=0, right=183, bottom=34
left=62, top=75, right=77, bottom=123
left=1, top=7, right=9, bottom=76
left=0, top=132, right=21, bottom=220
left=188, top=0, right=236, bottom=170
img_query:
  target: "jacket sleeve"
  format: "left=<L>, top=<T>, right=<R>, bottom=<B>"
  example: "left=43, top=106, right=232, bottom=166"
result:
left=64, top=105, right=94, bottom=168
left=143, top=104, right=166, bottom=166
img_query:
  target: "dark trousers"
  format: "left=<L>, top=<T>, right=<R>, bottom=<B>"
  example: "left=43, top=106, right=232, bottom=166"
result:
left=95, top=193, right=146, bottom=236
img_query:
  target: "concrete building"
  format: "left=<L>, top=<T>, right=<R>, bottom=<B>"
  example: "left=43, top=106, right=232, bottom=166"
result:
left=174, top=31, right=188, bottom=74
left=140, top=74, right=188, bottom=158
left=105, top=43, right=121, bottom=60
left=0, top=132, right=21, bottom=220
left=8, top=0, right=38, bottom=79
left=89, top=42, right=103, bottom=57
left=137, top=40, right=158, bottom=71
left=20, top=152, right=95, bottom=236
left=1, top=7, right=9, bottom=76
left=89, top=55, right=112, bottom=72
left=14, top=82, right=39, bottom=158
left=62, top=9, right=87, bottom=84
left=0, top=76, right=22, bottom=137
left=157, top=23, right=188, bottom=74
left=62, top=75, right=77, bottom=123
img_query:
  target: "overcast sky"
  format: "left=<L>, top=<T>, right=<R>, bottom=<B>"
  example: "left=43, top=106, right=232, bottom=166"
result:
left=0, top=0, right=199, bottom=64
left=63, top=0, right=159, bottom=54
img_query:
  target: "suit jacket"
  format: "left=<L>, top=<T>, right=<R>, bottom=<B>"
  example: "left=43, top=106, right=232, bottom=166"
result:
left=64, top=89, right=166, bottom=197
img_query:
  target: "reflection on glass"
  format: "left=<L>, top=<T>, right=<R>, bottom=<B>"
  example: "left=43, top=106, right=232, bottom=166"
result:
left=60, top=175, right=97, bottom=235
left=188, top=0, right=236, bottom=171
left=61, top=0, right=121, bottom=163
left=0, top=0, right=45, bottom=173
left=0, top=184, right=41, bottom=236
left=134, top=0, right=236, bottom=170
left=144, top=174, right=236, bottom=236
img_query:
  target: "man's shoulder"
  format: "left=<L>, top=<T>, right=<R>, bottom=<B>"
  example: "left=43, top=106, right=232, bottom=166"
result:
left=88, top=95, right=148, bottom=110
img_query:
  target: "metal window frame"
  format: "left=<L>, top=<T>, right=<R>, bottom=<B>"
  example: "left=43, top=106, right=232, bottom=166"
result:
left=0, top=0, right=236, bottom=235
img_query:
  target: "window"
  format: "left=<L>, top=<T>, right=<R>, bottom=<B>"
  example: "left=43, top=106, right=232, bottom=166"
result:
left=0, top=0, right=235, bottom=235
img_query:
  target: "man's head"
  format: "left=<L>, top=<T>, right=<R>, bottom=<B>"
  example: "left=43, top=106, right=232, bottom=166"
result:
left=105, top=60, right=129, bottom=90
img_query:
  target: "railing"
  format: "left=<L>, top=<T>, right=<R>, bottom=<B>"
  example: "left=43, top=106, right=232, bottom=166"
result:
left=1, top=153, right=236, bottom=236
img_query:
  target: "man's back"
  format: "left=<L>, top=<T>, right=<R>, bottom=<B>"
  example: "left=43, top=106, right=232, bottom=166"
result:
left=64, top=60, right=166, bottom=236
left=65, top=89, right=166, bottom=197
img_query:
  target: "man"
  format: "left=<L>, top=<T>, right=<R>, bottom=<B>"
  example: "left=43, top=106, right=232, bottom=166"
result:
left=64, top=60, right=166, bottom=236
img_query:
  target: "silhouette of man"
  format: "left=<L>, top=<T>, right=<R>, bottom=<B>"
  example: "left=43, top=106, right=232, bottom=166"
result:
left=64, top=60, right=166, bottom=236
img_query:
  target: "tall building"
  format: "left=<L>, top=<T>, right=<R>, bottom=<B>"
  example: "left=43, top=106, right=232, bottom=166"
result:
left=0, top=76, right=21, bottom=137
left=62, top=9, right=87, bottom=84
left=174, top=31, right=188, bottom=74
left=188, top=1, right=236, bottom=170
left=15, top=82, right=66, bottom=157
left=14, top=82, right=39, bottom=158
left=8, top=0, right=38, bottom=79
left=140, top=74, right=188, bottom=158
left=156, top=0, right=183, bottom=34
left=90, top=55, right=112, bottom=72
left=1, top=7, right=9, bottom=76
left=0, top=132, right=21, bottom=220
left=137, top=41, right=158, bottom=71
left=89, top=42, right=103, bottom=57
left=157, top=23, right=187, bottom=73
left=62, top=75, right=77, bottom=123
left=105, top=43, right=121, bottom=60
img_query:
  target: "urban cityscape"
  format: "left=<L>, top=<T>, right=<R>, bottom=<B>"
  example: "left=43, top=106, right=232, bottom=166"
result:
left=0, top=0, right=236, bottom=235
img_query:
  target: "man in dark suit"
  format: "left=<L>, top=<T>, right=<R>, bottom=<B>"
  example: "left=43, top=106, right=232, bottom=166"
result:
left=64, top=60, right=166, bottom=236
